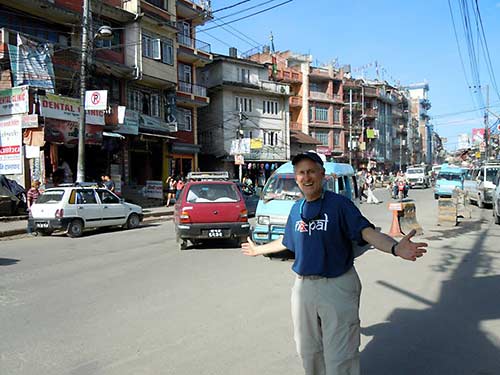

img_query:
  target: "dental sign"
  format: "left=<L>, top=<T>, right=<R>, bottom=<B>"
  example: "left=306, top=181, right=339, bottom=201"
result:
left=85, top=90, right=108, bottom=110
left=40, top=93, right=105, bottom=125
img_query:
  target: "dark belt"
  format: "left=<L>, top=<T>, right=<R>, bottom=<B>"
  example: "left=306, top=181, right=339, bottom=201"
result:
left=296, top=275, right=326, bottom=280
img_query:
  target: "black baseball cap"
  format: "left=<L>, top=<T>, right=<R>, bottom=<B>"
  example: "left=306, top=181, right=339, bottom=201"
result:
left=291, top=151, right=324, bottom=166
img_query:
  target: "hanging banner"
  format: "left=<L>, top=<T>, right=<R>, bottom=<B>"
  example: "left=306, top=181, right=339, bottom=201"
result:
left=0, top=85, right=29, bottom=116
left=250, top=138, right=263, bottom=149
left=40, top=93, right=105, bottom=125
left=44, top=119, right=103, bottom=145
left=0, top=115, right=23, bottom=174
left=8, top=34, right=55, bottom=92
left=116, top=109, right=139, bottom=135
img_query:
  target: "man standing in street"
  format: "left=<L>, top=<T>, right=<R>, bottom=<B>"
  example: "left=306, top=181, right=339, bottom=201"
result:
left=242, top=151, right=427, bottom=375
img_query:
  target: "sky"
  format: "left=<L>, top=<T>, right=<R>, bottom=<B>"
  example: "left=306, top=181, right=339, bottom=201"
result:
left=199, top=0, right=500, bottom=151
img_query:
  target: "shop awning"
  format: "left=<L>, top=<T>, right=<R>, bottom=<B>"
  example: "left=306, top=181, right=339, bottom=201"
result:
left=139, top=132, right=177, bottom=140
left=103, top=132, right=125, bottom=139
left=290, top=130, right=322, bottom=145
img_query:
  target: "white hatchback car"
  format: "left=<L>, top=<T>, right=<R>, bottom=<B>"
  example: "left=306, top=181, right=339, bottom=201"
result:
left=493, top=170, right=500, bottom=225
left=28, top=185, right=143, bottom=237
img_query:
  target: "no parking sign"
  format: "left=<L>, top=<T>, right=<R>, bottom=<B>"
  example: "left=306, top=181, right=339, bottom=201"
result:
left=85, top=90, right=108, bottom=110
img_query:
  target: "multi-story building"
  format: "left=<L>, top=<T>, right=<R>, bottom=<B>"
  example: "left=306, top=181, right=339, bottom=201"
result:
left=407, top=82, right=431, bottom=164
left=248, top=50, right=347, bottom=161
left=173, top=0, right=212, bottom=177
left=198, top=51, right=290, bottom=184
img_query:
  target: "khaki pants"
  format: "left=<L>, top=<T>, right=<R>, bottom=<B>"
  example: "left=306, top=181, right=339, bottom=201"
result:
left=291, top=267, right=361, bottom=375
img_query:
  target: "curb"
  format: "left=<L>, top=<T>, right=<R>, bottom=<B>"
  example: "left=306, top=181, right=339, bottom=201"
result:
left=0, top=211, right=173, bottom=239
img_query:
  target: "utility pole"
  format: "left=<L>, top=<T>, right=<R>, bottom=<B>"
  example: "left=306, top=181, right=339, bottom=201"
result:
left=76, top=0, right=90, bottom=183
left=349, top=88, right=353, bottom=165
left=238, top=104, right=244, bottom=181
left=399, top=125, right=403, bottom=170
left=361, top=84, right=365, bottom=163
left=484, top=84, right=489, bottom=160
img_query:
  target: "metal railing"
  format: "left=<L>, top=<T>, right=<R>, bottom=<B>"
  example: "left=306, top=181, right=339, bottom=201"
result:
left=177, top=34, right=211, bottom=53
left=178, top=80, right=207, bottom=97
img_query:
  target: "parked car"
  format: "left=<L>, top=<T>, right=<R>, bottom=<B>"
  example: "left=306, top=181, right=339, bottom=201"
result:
left=0, top=175, right=27, bottom=215
left=466, top=163, right=500, bottom=208
left=493, top=169, right=500, bottom=224
left=27, top=184, right=143, bottom=237
left=405, top=166, right=430, bottom=188
left=174, top=172, right=251, bottom=250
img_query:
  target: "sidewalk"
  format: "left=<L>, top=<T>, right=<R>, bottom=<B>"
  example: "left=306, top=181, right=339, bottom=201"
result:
left=0, top=205, right=174, bottom=238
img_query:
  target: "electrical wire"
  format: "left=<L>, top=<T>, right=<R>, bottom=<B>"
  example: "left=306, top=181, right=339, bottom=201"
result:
left=198, top=0, right=293, bottom=33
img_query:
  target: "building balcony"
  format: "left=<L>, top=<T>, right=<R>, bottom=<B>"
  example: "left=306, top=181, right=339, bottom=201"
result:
left=177, top=34, right=212, bottom=65
left=290, top=96, right=302, bottom=107
left=363, top=86, right=378, bottom=97
left=142, top=1, right=178, bottom=30
left=309, top=91, right=343, bottom=103
left=177, top=80, right=209, bottom=107
left=177, top=0, right=213, bottom=25
left=276, top=68, right=302, bottom=83
left=309, top=67, right=342, bottom=81
left=260, top=80, right=290, bottom=95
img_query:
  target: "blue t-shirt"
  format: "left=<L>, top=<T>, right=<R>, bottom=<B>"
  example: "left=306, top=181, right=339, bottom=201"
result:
left=282, top=190, right=374, bottom=278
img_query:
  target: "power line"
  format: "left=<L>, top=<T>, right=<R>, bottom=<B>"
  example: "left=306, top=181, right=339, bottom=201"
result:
left=198, top=0, right=293, bottom=33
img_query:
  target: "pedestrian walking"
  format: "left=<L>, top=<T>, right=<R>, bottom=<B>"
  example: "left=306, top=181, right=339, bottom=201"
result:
left=365, top=172, right=380, bottom=204
left=165, top=176, right=176, bottom=206
left=241, top=151, right=427, bottom=375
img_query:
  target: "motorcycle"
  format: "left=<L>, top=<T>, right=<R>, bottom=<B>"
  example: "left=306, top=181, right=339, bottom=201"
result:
left=397, top=181, right=406, bottom=201
left=392, top=180, right=409, bottom=200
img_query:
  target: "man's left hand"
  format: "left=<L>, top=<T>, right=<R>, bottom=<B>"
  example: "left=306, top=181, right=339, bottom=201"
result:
left=395, top=229, right=428, bottom=261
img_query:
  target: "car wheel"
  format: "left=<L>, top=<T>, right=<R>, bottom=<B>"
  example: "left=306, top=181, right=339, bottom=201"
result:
left=494, top=204, right=500, bottom=224
left=126, top=213, right=140, bottom=229
left=37, top=229, right=53, bottom=236
left=67, top=219, right=83, bottom=238
left=179, top=239, right=188, bottom=250
left=478, top=196, right=484, bottom=208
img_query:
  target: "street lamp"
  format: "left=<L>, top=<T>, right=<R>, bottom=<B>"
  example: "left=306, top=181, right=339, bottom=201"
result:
left=76, top=0, right=113, bottom=182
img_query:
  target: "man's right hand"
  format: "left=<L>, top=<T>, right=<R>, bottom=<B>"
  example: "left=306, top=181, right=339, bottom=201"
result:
left=241, top=237, right=259, bottom=257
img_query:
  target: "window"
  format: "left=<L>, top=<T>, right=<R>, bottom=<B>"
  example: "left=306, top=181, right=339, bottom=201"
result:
left=142, top=34, right=160, bottom=59
left=333, top=132, right=340, bottom=146
left=76, top=190, right=97, bottom=204
left=143, top=34, right=173, bottom=64
left=145, top=0, right=168, bottom=10
left=177, top=107, right=192, bottom=131
left=238, top=68, right=250, bottom=83
left=235, top=96, right=252, bottom=112
left=161, top=39, right=174, bottom=65
left=179, top=63, right=192, bottom=83
left=264, top=130, right=281, bottom=146
left=333, top=109, right=340, bottom=123
left=312, top=130, right=329, bottom=145
left=97, top=190, right=120, bottom=204
left=314, top=106, right=328, bottom=122
left=263, top=100, right=279, bottom=115
left=94, top=23, right=121, bottom=51
left=128, top=88, right=160, bottom=117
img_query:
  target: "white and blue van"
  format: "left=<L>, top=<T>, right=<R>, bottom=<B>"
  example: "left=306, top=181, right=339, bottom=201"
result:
left=252, top=161, right=358, bottom=245
left=433, top=164, right=466, bottom=199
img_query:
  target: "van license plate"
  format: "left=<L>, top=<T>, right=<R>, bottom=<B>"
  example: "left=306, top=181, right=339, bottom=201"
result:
left=208, top=229, right=223, bottom=238
left=36, top=222, right=49, bottom=228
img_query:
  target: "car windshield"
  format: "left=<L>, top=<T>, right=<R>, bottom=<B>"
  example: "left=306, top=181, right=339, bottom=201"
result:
left=486, top=168, right=499, bottom=183
left=262, top=174, right=302, bottom=201
left=437, top=173, right=462, bottom=181
left=407, top=168, right=424, bottom=174
left=36, top=190, right=65, bottom=204
left=186, top=184, right=239, bottom=203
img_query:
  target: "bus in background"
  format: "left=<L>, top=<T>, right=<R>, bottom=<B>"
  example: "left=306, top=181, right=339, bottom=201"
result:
left=433, top=164, right=466, bottom=199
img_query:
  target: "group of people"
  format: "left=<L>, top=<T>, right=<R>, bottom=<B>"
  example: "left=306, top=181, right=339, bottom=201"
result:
left=165, top=176, right=186, bottom=206
left=358, top=169, right=382, bottom=204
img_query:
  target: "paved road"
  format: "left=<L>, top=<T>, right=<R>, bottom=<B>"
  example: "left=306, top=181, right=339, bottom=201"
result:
left=1, top=188, right=500, bottom=375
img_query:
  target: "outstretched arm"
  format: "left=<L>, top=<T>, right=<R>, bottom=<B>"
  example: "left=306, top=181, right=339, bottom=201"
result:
left=361, top=227, right=427, bottom=261
left=241, top=237, right=287, bottom=257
